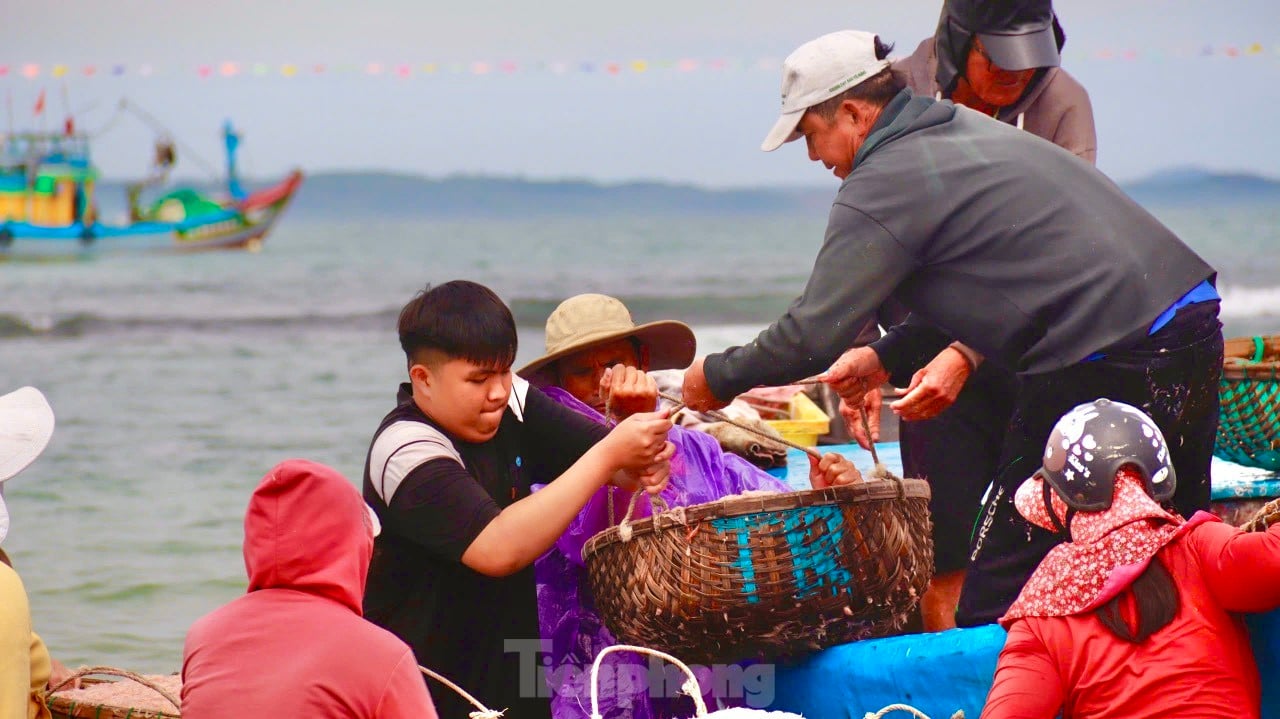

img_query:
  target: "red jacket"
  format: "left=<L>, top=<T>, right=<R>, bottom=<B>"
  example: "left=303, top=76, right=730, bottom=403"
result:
left=983, top=519, right=1280, bottom=718
left=181, top=460, right=437, bottom=719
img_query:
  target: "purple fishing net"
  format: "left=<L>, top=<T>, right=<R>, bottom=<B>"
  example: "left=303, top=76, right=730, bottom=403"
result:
left=533, top=386, right=791, bottom=718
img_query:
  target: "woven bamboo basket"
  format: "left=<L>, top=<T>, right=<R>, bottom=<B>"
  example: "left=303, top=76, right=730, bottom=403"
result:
left=582, top=479, right=933, bottom=665
left=46, top=667, right=181, bottom=719
left=1215, top=334, right=1280, bottom=471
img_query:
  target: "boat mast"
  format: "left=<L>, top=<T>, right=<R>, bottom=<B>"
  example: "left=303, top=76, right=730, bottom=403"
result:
left=223, top=120, right=245, bottom=200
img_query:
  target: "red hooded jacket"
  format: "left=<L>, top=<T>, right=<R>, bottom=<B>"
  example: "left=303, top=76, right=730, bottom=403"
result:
left=181, top=460, right=437, bottom=718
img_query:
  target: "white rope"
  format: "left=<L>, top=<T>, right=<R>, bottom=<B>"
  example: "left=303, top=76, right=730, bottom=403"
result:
left=589, top=645, right=708, bottom=718
left=863, top=704, right=964, bottom=719
left=613, top=486, right=669, bottom=542
left=419, top=665, right=505, bottom=719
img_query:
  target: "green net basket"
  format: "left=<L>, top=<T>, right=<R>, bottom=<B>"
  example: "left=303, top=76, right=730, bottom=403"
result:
left=1215, top=334, right=1280, bottom=471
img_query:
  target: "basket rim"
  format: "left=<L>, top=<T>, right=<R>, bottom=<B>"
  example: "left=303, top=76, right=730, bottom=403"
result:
left=1222, top=359, right=1280, bottom=379
left=582, top=477, right=931, bottom=561
left=1223, top=334, right=1280, bottom=369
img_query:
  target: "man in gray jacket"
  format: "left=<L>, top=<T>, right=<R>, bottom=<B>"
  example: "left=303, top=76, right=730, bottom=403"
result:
left=680, top=29, right=1223, bottom=627
left=867, top=0, right=1098, bottom=631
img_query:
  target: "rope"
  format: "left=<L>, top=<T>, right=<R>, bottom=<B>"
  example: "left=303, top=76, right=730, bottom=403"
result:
left=589, top=645, right=707, bottom=718
left=657, top=390, right=821, bottom=459
left=45, top=666, right=180, bottom=712
left=863, top=703, right=965, bottom=719
left=858, top=404, right=891, bottom=480
left=117, top=99, right=222, bottom=180
left=614, top=485, right=670, bottom=541
left=418, top=665, right=505, bottom=718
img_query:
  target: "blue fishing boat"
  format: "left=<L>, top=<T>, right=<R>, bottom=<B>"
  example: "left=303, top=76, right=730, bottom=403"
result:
left=0, top=119, right=301, bottom=260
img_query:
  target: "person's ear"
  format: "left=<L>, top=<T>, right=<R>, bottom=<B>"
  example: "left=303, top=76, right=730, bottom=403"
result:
left=841, top=99, right=861, bottom=126
left=638, top=345, right=652, bottom=372
left=409, top=363, right=432, bottom=395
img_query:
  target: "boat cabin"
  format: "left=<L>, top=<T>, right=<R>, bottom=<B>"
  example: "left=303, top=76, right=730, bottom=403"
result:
left=0, top=132, right=98, bottom=227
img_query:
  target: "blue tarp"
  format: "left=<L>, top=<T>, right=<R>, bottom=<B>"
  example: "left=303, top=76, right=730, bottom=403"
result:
left=769, top=612, right=1280, bottom=717
left=772, top=625, right=1005, bottom=718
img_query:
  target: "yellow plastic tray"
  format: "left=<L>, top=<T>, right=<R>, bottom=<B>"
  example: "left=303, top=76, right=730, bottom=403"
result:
left=765, top=392, right=830, bottom=447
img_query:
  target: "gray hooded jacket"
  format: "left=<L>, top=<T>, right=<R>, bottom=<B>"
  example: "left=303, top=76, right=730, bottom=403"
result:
left=894, top=37, right=1097, bottom=164
left=703, top=90, right=1213, bottom=401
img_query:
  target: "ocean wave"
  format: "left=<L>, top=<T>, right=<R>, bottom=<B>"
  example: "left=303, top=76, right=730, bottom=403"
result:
left=4, top=285, right=1269, bottom=340
left=1219, top=284, right=1280, bottom=319
left=0, top=293, right=800, bottom=338
left=0, top=309, right=401, bottom=338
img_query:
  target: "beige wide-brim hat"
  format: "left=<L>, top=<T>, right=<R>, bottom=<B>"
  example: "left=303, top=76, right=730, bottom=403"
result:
left=0, top=387, right=56, bottom=544
left=517, top=294, right=696, bottom=387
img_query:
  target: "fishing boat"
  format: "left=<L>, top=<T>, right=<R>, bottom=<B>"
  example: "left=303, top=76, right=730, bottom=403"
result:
left=0, top=117, right=301, bottom=260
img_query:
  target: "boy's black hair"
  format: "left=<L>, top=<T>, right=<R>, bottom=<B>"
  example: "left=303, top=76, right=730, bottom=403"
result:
left=398, top=280, right=517, bottom=369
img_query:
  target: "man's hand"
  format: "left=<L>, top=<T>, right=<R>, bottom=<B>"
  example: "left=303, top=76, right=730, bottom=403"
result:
left=680, top=357, right=728, bottom=412
left=599, top=364, right=658, bottom=419
left=889, top=346, right=972, bottom=421
left=819, top=346, right=889, bottom=405
left=840, top=387, right=882, bottom=450
left=807, top=452, right=863, bottom=489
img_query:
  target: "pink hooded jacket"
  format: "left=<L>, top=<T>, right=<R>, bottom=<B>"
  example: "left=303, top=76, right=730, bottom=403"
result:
left=181, top=460, right=437, bottom=719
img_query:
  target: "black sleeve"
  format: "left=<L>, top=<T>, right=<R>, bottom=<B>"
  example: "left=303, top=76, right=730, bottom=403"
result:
left=869, top=314, right=954, bottom=383
left=385, top=458, right=502, bottom=561
left=521, top=386, right=610, bottom=482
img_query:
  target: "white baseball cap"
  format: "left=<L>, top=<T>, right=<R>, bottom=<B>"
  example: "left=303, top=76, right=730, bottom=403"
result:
left=0, top=387, right=55, bottom=544
left=761, top=30, right=891, bottom=152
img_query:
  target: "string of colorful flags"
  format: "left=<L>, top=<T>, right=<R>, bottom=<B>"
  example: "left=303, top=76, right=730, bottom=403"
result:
left=1, top=44, right=1276, bottom=80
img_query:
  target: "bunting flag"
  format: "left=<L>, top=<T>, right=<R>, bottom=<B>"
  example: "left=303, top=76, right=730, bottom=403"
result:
left=0, top=43, right=1276, bottom=81
left=32, top=88, right=45, bottom=116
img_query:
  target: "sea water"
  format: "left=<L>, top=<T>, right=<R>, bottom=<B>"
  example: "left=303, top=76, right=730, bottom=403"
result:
left=0, top=204, right=1276, bottom=672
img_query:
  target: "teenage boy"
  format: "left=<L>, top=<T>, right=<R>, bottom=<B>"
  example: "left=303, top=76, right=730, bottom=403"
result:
left=362, top=280, right=673, bottom=719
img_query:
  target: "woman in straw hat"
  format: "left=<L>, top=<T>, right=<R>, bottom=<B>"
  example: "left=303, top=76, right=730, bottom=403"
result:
left=518, top=294, right=860, bottom=718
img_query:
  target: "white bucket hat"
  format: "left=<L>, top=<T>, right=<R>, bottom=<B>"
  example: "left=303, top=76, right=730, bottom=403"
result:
left=761, top=30, right=891, bottom=152
left=0, top=387, right=55, bottom=543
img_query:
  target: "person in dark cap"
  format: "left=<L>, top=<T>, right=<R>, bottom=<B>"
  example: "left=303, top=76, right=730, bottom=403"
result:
left=850, top=0, right=1099, bottom=631
left=897, top=0, right=1095, bottom=162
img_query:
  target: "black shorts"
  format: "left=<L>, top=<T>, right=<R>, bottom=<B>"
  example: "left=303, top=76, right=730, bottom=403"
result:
left=898, top=361, right=1017, bottom=574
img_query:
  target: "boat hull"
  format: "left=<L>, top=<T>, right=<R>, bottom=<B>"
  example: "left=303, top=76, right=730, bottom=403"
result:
left=0, top=170, right=301, bottom=261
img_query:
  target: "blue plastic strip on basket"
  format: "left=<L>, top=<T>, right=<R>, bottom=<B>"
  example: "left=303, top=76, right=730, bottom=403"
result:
left=710, top=516, right=760, bottom=603
left=784, top=506, right=852, bottom=599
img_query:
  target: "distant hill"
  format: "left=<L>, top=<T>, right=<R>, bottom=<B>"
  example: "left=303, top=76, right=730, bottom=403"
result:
left=93, top=168, right=1278, bottom=220
left=1120, top=168, right=1280, bottom=207
left=282, top=172, right=834, bottom=218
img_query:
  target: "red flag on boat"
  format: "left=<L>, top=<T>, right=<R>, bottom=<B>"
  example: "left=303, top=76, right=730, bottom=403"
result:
left=33, top=89, right=46, bottom=116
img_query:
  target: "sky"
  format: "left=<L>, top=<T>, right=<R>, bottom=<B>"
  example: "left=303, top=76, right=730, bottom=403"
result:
left=4, top=0, right=1279, bottom=187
